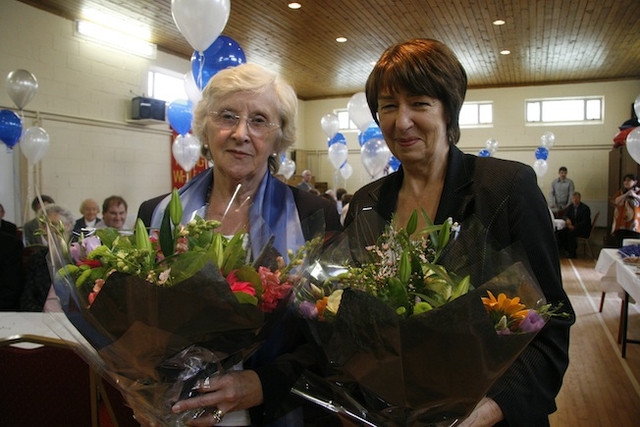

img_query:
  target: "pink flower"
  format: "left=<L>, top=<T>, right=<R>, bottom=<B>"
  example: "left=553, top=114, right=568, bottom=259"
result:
left=257, top=266, right=292, bottom=312
left=227, top=270, right=257, bottom=297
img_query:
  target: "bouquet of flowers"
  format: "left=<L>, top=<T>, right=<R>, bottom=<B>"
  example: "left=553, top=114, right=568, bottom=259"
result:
left=45, top=190, right=310, bottom=426
left=291, top=210, right=566, bottom=426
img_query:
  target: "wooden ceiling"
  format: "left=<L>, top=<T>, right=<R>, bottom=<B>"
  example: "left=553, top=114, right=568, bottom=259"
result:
left=16, top=0, right=640, bottom=100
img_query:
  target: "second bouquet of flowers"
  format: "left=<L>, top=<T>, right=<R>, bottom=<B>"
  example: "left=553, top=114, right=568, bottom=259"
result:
left=291, top=210, right=565, bottom=426
left=46, top=190, right=308, bottom=426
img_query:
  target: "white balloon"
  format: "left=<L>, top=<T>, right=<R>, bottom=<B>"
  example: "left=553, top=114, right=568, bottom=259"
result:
left=278, top=158, right=296, bottom=180
left=361, top=138, right=391, bottom=178
left=171, top=0, right=231, bottom=52
left=485, top=138, right=498, bottom=154
left=20, top=126, right=50, bottom=164
left=5, top=69, right=38, bottom=110
left=626, top=127, right=640, bottom=165
left=532, top=159, right=549, bottom=177
left=328, top=142, right=348, bottom=170
left=340, top=163, right=353, bottom=180
left=172, top=134, right=201, bottom=172
left=320, top=113, right=340, bottom=139
left=540, top=131, right=555, bottom=149
left=635, top=94, right=640, bottom=120
left=347, top=92, right=374, bottom=132
left=184, top=72, right=202, bottom=105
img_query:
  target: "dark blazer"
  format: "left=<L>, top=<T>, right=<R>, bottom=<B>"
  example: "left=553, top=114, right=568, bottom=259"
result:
left=0, top=231, right=24, bottom=310
left=0, top=219, right=17, bottom=236
left=72, top=217, right=102, bottom=236
left=345, top=144, right=575, bottom=426
left=563, top=202, right=591, bottom=237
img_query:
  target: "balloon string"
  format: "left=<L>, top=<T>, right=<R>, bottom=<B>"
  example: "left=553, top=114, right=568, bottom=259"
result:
left=198, top=51, right=205, bottom=90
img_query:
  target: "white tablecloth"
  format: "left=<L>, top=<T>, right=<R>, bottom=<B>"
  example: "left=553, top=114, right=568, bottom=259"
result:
left=0, top=312, right=79, bottom=348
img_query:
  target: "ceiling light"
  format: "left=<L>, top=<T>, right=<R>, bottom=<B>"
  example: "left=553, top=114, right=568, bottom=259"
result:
left=500, top=49, right=511, bottom=55
left=493, top=19, right=506, bottom=26
left=336, top=37, right=347, bottom=43
left=288, top=2, right=302, bottom=9
left=75, top=20, right=157, bottom=59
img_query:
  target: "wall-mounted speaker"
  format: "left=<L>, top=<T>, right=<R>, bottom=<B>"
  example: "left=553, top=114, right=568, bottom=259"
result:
left=131, top=97, right=166, bottom=121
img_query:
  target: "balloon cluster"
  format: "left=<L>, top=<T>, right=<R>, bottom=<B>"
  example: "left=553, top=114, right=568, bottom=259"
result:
left=0, top=69, right=51, bottom=163
left=532, top=132, right=555, bottom=177
left=478, top=138, right=498, bottom=157
left=170, top=0, right=246, bottom=174
left=624, top=94, right=640, bottom=165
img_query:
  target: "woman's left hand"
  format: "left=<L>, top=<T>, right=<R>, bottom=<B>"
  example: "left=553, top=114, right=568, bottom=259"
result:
left=457, top=397, right=504, bottom=427
left=171, top=370, right=264, bottom=426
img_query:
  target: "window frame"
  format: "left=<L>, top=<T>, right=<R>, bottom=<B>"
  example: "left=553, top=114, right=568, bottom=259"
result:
left=525, top=96, right=604, bottom=125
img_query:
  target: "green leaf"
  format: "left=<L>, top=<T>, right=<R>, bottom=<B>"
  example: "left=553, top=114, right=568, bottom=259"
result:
left=221, top=232, right=246, bottom=274
left=169, top=250, right=211, bottom=284
left=398, top=251, right=411, bottom=284
left=169, top=188, right=183, bottom=227
left=234, top=265, right=263, bottom=299
left=96, top=228, right=121, bottom=249
left=234, top=292, right=258, bottom=306
left=405, top=210, right=418, bottom=236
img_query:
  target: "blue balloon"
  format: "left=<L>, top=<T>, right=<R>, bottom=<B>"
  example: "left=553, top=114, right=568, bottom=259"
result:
left=167, top=99, right=194, bottom=136
left=191, top=35, right=246, bottom=90
left=328, top=132, right=347, bottom=146
left=358, top=122, right=383, bottom=146
left=535, top=146, right=549, bottom=160
left=0, top=109, right=23, bottom=149
left=478, top=149, right=491, bottom=157
left=389, top=155, right=401, bottom=171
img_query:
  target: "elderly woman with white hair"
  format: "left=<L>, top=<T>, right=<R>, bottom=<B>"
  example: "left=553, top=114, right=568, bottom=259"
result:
left=137, top=63, right=342, bottom=426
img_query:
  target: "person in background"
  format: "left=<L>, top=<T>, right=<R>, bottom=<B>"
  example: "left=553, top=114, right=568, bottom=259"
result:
left=137, top=63, right=341, bottom=426
left=98, top=196, right=128, bottom=231
left=296, top=169, right=314, bottom=192
left=557, top=192, right=592, bottom=258
left=72, top=198, right=101, bottom=238
left=20, top=204, right=74, bottom=312
left=335, top=188, right=347, bottom=215
left=610, top=173, right=640, bottom=247
left=23, top=195, right=55, bottom=246
left=0, top=228, right=24, bottom=311
left=0, top=203, right=18, bottom=236
left=549, top=166, right=575, bottom=218
left=345, top=38, right=574, bottom=426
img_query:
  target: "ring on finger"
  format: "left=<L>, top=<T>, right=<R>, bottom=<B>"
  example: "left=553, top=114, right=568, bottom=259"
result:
left=210, top=408, right=224, bottom=424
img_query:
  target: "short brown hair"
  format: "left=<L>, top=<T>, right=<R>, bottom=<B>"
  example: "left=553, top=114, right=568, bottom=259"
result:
left=365, top=38, right=467, bottom=144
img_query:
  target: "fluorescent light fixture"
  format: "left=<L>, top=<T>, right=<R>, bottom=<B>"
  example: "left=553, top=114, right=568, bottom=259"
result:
left=288, top=2, right=302, bottom=9
left=75, top=20, right=157, bottom=59
left=336, top=37, right=347, bottom=43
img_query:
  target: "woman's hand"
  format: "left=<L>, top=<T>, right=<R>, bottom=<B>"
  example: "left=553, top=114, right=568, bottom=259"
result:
left=170, top=370, right=264, bottom=426
left=457, top=397, right=504, bottom=427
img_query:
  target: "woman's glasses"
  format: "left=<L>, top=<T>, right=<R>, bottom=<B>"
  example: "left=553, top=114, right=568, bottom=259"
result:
left=209, top=110, right=280, bottom=136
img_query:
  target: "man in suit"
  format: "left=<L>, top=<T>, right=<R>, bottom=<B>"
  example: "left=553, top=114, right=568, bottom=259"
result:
left=22, top=195, right=55, bottom=246
left=558, top=191, right=592, bottom=258
left=296, top=169, right=314, bottom=192
left=0, top=204, right=17, bottom=236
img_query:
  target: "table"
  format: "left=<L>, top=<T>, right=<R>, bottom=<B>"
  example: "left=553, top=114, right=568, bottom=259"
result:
left=595, top=249, right=640, bottom=357
left=0, top=312, right=81, bottom=348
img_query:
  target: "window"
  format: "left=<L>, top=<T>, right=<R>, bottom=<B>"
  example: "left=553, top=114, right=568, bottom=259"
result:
left=460, top=102, right=493, bottom=126
left=336, top=109, right=359, bottom=131
left=526, top=97, right=603, bottom=124
left=147, top=68, right=186, bottom=103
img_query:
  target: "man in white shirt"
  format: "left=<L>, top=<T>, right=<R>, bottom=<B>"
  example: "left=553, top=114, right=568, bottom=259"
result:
left=549, top=166, right=575, bottom=218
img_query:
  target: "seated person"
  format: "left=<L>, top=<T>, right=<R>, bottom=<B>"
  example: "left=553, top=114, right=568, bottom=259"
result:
left=72, top=198, right=101, bottom=239
left=97, top=196, right=128, bottom=231
left=20, top=204, right=75, bottom=312
left=22, top=195, right=55, bottom=246
left=557, top=191, right=591, bottom=258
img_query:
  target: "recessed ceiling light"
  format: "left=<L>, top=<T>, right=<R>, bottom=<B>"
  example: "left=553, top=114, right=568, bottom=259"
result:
left=336, top=37, right=347, bottom=43
left=288, top=3, right=302, bottom=9
left=493, top=19, right=506, bottom=26
left=500, top=49, right=511, bottom=55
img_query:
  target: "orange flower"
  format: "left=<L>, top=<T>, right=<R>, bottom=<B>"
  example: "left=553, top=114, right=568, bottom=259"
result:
left=482, top=290, right=530, bottom=322
left=316, top=297, right=329, bottom=320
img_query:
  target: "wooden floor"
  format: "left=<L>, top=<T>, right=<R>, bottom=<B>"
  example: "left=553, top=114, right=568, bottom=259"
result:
left=549, top=235, right=640, bottom=427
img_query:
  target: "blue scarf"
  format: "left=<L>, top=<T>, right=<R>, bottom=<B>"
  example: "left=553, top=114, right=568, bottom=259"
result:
left=150, top=168, right=305, bottom=263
